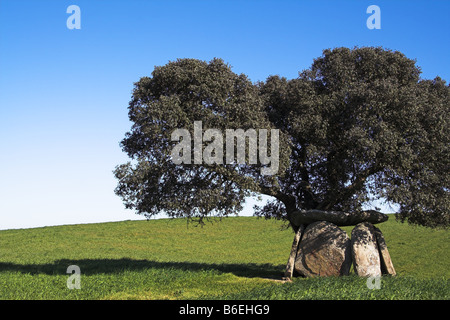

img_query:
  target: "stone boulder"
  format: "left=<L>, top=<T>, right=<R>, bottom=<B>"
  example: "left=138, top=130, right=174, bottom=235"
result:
left=294, top=221, right=352, bottom=277
left=373, top=226, right=396, bottom=276
left=351, top=222, right=381, bottom=277
left=289, top=209, right=388, bottom=227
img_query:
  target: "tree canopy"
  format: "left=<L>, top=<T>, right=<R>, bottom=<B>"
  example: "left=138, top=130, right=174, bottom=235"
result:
left=114, top=47, right=449, bottom=228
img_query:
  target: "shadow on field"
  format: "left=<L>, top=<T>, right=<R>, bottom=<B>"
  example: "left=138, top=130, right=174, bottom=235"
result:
left=0, top=259, right=284, bottom=280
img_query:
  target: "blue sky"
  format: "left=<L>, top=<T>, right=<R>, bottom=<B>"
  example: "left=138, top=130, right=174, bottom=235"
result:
left=0, top=0, right=448, bottom=230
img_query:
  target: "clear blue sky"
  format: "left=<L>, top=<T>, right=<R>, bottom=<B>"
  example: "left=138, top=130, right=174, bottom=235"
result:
left=0, top=0, right=448, bottom=230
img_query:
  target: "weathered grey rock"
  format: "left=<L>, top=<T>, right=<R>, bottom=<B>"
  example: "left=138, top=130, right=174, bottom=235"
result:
left=294, top=221, right=352, bottom=277
left=289, top=209, right=388, bottom=227
left=351, top=222, right=381, bottom=277
left=284, top=224, right=305, bottom=280
left=373, top=226, right=396, bottom=276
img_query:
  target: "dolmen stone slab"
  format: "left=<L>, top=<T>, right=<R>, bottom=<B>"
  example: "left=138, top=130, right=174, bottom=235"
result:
left=373, top=225, right=396, bottom=276
left=294, top=221, right=352, bottom=277
left=284, top=224, right=305, bottom=280
left=351, top=222, right=381, bottom=277
left=289, top=209, right=388, bottom=228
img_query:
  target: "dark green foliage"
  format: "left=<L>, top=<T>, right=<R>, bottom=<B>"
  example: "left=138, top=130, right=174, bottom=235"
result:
left=115, top=58, right=290, bottom=223
left=114, top=47, right=449, bottom=228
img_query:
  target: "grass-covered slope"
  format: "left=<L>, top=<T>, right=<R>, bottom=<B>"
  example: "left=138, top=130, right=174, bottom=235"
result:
left=0, top=216, right=448, bottom=299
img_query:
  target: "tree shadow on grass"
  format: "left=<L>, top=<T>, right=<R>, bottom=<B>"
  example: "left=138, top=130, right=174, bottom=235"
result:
left=0, top=259, right=285, bottom=280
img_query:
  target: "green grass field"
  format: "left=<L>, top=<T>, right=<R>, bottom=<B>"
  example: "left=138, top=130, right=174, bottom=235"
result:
left=0, top=216, right=448, bottom=300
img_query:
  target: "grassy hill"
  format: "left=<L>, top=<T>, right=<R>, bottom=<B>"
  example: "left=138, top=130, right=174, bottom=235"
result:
left=0, top=216, right=448, bottom=299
